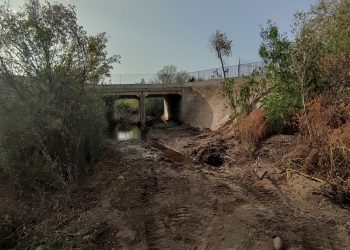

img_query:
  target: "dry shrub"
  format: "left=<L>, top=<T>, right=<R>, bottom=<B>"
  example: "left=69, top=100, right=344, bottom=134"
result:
left=323, top=184, right=350, bottom=209
left=298, top=95, right=350, bottom=137
left=237, top=108, right=269, bottom=152
left=289, top=95, right=350, bottom=208
left=319, top=53, right=350, bottom=89
left=329, top=122, right=350, bottom=146
left=293, top=95, right=350, bottom=182
left=301, top=144, right=350, bottom=181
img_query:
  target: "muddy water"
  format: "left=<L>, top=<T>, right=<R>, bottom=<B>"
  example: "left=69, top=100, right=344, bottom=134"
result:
left=109, top=124, right=142, bottom=141
left=110, top=124, right=194, bottom=166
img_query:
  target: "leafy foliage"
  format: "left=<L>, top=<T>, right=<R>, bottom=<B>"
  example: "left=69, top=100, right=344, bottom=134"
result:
left=222, top=78, right=236, bottom=112
left=0, top=0, right=120, bottom=88
left=259, top=21, right=301, bottom=133
left=209, top=30, right=232, bottom=79
left=0, top=0, right=117, bottom=191
left=155, top=65, right=190, bottom=84
left=222, top=72, right=271, bottom=120
left=145, top=98, right=164, bottom=117
left=259, top=1, right=350, bottom=133
left=277, top=0, right=350, bottom=197
left=293, top=0, right=350, bottom=98
left=236, top=73, right=271, bottom=117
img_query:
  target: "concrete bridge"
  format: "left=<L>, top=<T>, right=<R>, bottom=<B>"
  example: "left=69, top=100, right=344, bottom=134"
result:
left=96, top=61, right=266, bottom=129
left=98, top=83, right=191, bottom=129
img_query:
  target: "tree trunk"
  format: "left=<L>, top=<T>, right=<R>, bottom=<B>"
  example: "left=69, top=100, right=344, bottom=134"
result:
left=218, top=54, right=226, bottom=80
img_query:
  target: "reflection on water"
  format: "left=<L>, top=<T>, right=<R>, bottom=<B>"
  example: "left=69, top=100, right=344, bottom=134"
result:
left=108, top=123, right=194, bottom=166
left=109, top=125, right=142, bottom=141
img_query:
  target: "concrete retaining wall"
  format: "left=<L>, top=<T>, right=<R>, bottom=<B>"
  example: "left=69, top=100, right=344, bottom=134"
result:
left=180, top=80, right=233, bottom=130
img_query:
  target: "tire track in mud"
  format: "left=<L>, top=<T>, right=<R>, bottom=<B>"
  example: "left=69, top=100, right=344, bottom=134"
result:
left=231, top=175, right=341, bottom=250
left=143, top=172, right=208, bottom=249
left=115, top=140, right=343, bottom=249
left=115, top=141, right=208, bottom=249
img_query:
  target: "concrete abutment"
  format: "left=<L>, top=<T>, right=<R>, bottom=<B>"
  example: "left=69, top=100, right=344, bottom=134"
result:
left=101, top=79, right=232, bottom=130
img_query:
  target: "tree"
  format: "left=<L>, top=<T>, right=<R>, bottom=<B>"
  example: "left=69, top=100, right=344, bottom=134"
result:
left=156, top=65, right=190, bottom=84
left=0, top=0, right=120, bottom=94
left=0, top=0, right=118, bottom=191
left=293, top=0, right=350, bottom=98
left=259, top=21, right=301, bottom=133
left=157, top=65, right=177, bottom=83
left=175, top=70, right=190, bottom=83
left=209, top=30, right=232, bottom=80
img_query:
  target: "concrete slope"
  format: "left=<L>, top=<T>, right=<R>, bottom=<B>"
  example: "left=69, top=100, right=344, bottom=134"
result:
left=181, top=80, right=232, bottom=130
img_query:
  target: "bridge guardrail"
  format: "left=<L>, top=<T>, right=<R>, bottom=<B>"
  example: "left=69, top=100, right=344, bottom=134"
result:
left=101, top=61, right=266, bottom=85
left=188, top=61, right=266, bottom=81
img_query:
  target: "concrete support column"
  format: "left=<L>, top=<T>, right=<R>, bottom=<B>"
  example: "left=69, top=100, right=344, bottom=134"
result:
left=163, top=98, right=169, bottom=121
left=139, top=93, right=146, bottom=130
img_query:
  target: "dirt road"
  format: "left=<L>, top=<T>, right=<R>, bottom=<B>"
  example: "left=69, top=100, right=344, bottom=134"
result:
left=67, top=127, right=350, bottom=250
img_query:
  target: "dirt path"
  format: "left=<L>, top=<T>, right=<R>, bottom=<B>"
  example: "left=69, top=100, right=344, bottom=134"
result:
left=66, top=130, right=350, bottom=250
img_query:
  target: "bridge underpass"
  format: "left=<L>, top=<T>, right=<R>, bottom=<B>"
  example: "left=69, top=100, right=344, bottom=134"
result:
left=95, top=61, right=266, bottom=130
left=101, top=83, right=184, bottom=129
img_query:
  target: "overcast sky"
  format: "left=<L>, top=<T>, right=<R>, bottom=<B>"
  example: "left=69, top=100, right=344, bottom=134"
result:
left=4, top=0, right=317, bottom=74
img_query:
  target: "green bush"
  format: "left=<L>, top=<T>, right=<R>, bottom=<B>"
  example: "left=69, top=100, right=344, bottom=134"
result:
left=222, top=72, right=271, bottom=120
left=263, top=90, right=300, bottom=133
left=222, top=79, right=236, bottom=113
left=0, top=0, right=117, bottom=192
left=0, top=83, right=106, bottom=191
left=145, top=98, right=163, bottom=117
left=259, top=0, right=350, bottom=133
left=259, top=21, right=301, bottom=133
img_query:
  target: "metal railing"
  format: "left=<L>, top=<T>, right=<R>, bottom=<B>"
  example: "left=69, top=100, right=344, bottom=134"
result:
left=99, top=74, right=156, bottom=85
left=188, top=61, right=266, bottom=81
left=100, top=61, right=266, bottom=85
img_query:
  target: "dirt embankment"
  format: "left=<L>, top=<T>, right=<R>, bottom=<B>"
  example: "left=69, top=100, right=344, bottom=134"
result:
left=1, top=125, right=350, bottom=249
left=148, top=125, right=350, bottom=249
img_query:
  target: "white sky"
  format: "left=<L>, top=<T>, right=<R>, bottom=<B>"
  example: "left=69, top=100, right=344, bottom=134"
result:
left=3, top=0, right=317, bottom=74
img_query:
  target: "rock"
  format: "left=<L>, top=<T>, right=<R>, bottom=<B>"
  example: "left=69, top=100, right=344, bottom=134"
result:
left=273, top=236, right=283, bottom=250
left=256, top=170, right=268, bottom=180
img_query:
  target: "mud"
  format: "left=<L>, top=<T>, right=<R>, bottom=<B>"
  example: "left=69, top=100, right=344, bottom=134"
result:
left=2, top=125, right=350, bottom=249
left=193, top=139, right=228, bottom=167
left=61, top=126, right=350, bottom=249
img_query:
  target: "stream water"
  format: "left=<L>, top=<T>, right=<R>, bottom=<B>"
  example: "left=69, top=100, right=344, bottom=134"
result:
left=109, top=123, right=194, bottom=166
left=109, top=124, right=142, bottom=141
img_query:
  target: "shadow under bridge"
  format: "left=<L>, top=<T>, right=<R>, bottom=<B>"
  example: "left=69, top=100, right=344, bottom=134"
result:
left=100, top=83, right=184, bottom=129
